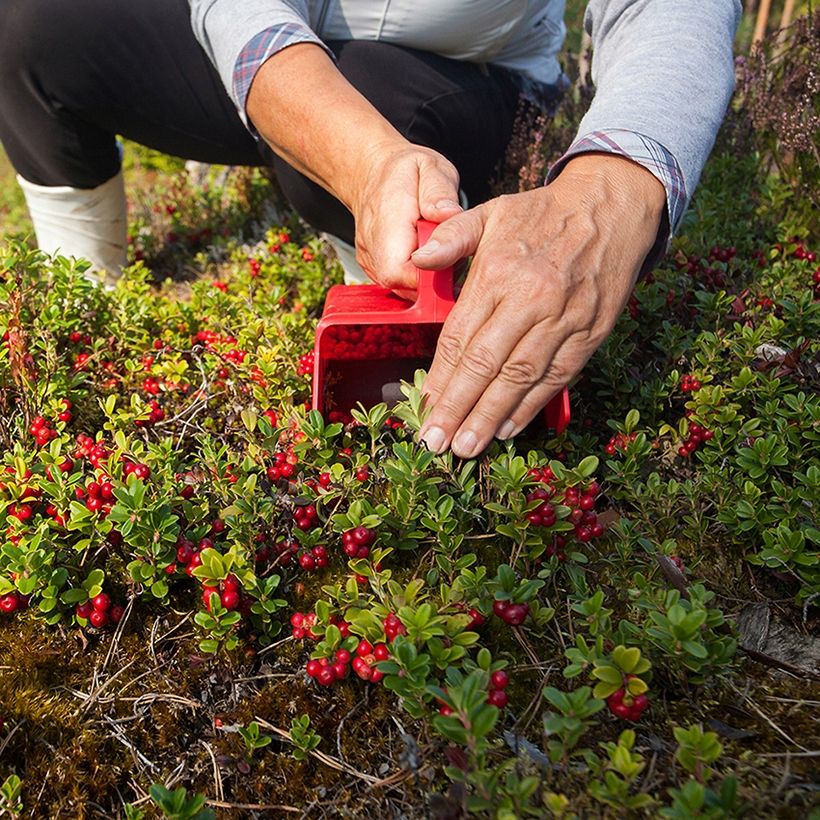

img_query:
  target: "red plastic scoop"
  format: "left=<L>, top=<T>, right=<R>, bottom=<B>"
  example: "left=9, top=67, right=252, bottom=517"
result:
left=312, top=220, right=570, bottom=433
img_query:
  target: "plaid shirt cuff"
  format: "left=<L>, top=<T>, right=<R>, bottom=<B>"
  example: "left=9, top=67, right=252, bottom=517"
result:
left=232, top=23, right=332, bottom=121
left=546, top=128, right=687, bottom=235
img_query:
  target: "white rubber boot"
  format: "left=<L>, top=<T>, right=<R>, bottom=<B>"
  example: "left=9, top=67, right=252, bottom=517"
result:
left=17, top=170, right=128, bottom=286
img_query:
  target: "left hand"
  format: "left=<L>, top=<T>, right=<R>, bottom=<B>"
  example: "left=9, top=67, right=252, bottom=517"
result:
left=413, top=153, right=666, bottom=458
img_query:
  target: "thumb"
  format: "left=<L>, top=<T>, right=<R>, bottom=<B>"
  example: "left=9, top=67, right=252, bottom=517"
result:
left=411, top=206, right=487, bottom=269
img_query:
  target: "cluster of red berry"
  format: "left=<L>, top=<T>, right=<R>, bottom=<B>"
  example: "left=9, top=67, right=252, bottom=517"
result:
left=607, top=680, right=650, bottom=722
left=563, top=483, right=605, bottom=545
left=306, top=638, right=389, bottom=686
left=75, top=592, right=125, bottom=629
left=298, top=544, right=328, bottom=571
left=135, top=399, right=165, bottom=427
left=76, top=478, right=116, bottom=517
left=680, top=373, right=701, bottom=393
left=525, top=469, right=605, bottom=553
left=267, top=230, right=291, bottom=255
left=3, top=467, right=41, bottom=527
left=29, top=400, right=72, bottom=446
left=675, top=249, right=731, bottom=290
left=202, top=574, right=249, bottom=615
left=322, top=323, right=438, bottom=361
left=524, top=486, right=557, bottom=529
left=492, top=599, right=529, bottom=626
left=173, top=533, right=219, bottom=579
left=192, top=328, right=248, bottom=366
left=68, top=330, right=92, bottom=346
left=290, top=611, right=320, bottom=640
left=122, top=460, right=151, bottom=481
left=486, top=670, right=510, bottom=709
left=296, top=351, right=314, bottom=378
left=74, top=434, right=112, bottom=470
left=604, top=432, right=637, bottom=456
left=439, top=668, right=511, bottom=716
left=266, top=447, right=299, bottom=481
left=790, top=243, right=816, bottom=263
left=142, top=375, right=162, bottom=395
left=382, top=612, right=407, bottom=641
left=293, top=503, right=319, bottom=532
left=342, top=526, right=377, bottom=559
left=677, top=421, right=714, bottom=458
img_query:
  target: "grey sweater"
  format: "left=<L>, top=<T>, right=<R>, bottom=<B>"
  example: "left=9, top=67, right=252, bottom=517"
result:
left=189, top=0, right=741, bottom=233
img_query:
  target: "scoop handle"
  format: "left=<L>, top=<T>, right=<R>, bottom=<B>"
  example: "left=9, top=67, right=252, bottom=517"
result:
left=413, top=219, right=455, bottom=321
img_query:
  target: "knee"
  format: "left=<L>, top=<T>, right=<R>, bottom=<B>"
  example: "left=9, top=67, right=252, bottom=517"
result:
left=0, top=0, right=45, bottom=74
left=0, top=0, right=54, bottom=97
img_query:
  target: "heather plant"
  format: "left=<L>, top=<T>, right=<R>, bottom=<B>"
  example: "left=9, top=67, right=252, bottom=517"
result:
left=0, top=14, right=819, bottom=817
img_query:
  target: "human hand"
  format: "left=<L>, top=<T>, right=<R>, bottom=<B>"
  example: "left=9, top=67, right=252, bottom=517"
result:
left=349, top=140, right=463, bottom=296
left=411, top=153, right=666, bottom=458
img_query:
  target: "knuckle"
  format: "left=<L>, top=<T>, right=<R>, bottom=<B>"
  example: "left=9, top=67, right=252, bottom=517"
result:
left=435, top=334, right=464, bottom=369
left=431, top=394, right=464, bottom=422
left=498, top=358, right=540, bottom=387
left=461, top=344, right=498, bottom=380
left=540, top=359, right=573, bottom=388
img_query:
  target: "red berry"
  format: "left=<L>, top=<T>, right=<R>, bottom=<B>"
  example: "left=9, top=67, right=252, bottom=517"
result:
left=221, top=589, right=240, bottom=611
left=490, top=670, right=510, bottom=690
left=352, top=526, right=373, bottom=546
left=92, top=593, right=111, bottom=612
left=89, top=609, right=108, bottom=628
left=306, top=660, right=321, bottom=678
left=75, top=602, right=94, bottom=620
left=467, top=608, right=485, bottom=629
left=486, top=689, right=509, bottom=708
left=0, top=594, right=19, bottom=614
left=176, top=542, right=195, bottom=564
left=502, top=603, right=529, bottom=626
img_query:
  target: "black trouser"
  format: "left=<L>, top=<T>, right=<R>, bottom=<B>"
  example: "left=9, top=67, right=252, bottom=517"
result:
left=0, top=0, right=522, bottom=244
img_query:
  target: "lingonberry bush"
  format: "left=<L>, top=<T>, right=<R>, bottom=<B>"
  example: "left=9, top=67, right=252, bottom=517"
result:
left=1, top=20, right=819, bottom=820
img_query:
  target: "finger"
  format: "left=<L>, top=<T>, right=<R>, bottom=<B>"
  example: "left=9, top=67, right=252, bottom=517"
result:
left=357, top=179, right=421, bottom=290
left=451, top=329, right=593, bottom=458
left=411, top=206, right=486, bottom=271
left=421, top=302, right=555, bottom=455
left=416, top=155, right=463, bottom=222
left=419, top=259, right=496, bottom=407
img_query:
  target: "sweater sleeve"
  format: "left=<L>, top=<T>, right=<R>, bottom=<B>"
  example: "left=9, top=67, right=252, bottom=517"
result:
left=188, top=0, right=332, bottom=123
left=547, top=0, right=741, bottom=236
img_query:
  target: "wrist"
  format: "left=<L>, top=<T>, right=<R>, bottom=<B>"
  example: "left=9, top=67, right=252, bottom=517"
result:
left=556, top=152, right=666, bottom=225
left=246, top=43, right=405, bottom=209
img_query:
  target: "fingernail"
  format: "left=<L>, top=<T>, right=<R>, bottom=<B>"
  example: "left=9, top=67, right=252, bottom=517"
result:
left=422, top=425, right=447, bottom=453
left=435, top=199, right=461, bottom=210
left=497, top=419, right=517, bottom=440
left=453, top=430, right=478, bottom=457
left=413, top=240, right=440, bottom=256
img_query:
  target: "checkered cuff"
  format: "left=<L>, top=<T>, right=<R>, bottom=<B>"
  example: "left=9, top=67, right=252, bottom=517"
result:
left=547, top=129, right=687, bottom=235
left=232, top=23, right=333, bottom=121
